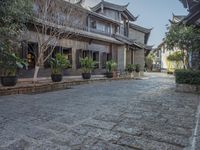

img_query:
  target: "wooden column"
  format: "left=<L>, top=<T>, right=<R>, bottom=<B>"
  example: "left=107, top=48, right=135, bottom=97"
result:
left=87, top=16, right=90, bottom=32
left=72, top=47, right=76, bottom=70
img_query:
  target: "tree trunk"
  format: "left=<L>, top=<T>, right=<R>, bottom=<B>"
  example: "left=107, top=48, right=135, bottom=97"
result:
left=33, top=65, right=40, bottom=83
left=185, top=53, right=190, bottom=69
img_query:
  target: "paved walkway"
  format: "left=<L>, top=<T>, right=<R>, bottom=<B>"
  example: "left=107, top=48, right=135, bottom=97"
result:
left=0, top=73, right=199, bottom=150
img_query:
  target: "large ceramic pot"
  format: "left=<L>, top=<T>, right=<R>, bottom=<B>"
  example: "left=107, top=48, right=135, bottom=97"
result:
left=106, top=72, right=113, bottom=78
left=82, top=73, right=91, bottom=79
left=51, top=74, right=62, bottom=82
left=1, top=76, right=17, bottom=86
left=135, top=68, right=140, bottom=73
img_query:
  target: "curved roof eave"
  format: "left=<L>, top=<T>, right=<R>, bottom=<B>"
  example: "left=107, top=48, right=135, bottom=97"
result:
left=90, top=1, right=136, bottom=21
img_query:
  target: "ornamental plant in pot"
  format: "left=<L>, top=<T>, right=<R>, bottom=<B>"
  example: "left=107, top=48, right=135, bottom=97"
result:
left=135, top=64, right=141, bottom=73
left=106, top=60, right=117, bottom=78
left=50, top=53, right=70, bottom=82
left=0, top=50, right=28, bottom=86
left=80, top=57, right=95, bottom=79
left=125, top=64, right=135, bottom=78
left=125, top=64, right=135, bottom=73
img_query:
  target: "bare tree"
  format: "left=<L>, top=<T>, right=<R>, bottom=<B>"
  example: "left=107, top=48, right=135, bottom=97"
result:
left=29, top=0, right=87, bottom=82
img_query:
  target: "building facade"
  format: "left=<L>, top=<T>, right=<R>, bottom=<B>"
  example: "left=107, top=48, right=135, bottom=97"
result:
left=19, top=0, right=152, bottom=77
left=153, top=15, right=185, bottom=72
left=153, top=41, right=183, bottom=72
left=180, top=0, right=200, bottom=70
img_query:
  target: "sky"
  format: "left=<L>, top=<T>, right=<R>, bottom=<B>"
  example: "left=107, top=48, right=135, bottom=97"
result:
left=84, top=0, right=188, bottom=47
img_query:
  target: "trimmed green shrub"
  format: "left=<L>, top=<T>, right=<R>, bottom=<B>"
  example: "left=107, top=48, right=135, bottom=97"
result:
left=175, top=69, right=200, bottom=85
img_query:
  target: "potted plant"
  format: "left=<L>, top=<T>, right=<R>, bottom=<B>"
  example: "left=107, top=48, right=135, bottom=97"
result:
left=125, top=64, right=135, bottom=73
left=50, top=53, right=70, bottom=82
left=80, top=57, right=95, bottom=79
left=125, top=64, right=135, bottom=78
left=135, top=64, right=140, bottom=73
left=0, top=50, right=28, bottom=86
left=106, top=60, right=117, bottom=78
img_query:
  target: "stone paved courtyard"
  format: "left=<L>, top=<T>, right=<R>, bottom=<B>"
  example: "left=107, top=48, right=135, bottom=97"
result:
left=0, top=73, right=200, bottom=150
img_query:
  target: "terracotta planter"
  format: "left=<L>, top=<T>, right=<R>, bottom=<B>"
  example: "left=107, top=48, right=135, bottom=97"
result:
left=1, top=76, right=17, bottom=86
left=51, top=74, right=62, bottom=82
left=82, top=73, right=91, bottom=79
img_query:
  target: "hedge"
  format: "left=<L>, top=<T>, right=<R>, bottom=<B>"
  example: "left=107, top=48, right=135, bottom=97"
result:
left=175, top=69, right=200, bottom=85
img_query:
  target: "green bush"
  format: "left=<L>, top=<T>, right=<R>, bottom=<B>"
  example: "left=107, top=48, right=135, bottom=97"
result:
left=106, top=60, right=117, bottom=73
left=175, top=69, right=200, bottom=85
left=80, top=57, right=95, bottom=73
left=135, top=64, right=140, bottom=73
left=50, top=53, right=70, bottom=75
left=125, top=64, right=135, bottom=73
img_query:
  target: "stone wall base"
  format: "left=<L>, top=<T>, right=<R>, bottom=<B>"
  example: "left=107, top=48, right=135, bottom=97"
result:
left=0, top=77, right=139, bottom=96
left=176, top=84, right=200, bottom=93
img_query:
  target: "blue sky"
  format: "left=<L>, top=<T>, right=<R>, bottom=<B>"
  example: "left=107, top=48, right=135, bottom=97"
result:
left=84, top=0, right=188, bottom=47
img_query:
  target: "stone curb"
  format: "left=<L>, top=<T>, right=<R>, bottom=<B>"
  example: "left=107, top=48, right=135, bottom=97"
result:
left=176, top=84, right=200, bottom=94
left=0, top=77, right=142, bottom=96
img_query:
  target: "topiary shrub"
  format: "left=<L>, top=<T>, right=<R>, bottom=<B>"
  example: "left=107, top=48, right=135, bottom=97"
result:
left=175, top=69, right=200, bottom=85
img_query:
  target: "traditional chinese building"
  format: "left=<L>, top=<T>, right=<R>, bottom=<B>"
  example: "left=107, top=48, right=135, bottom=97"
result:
left=179, top=0, right=200, bottom=69
left=19, top=0, right=152, bottom=77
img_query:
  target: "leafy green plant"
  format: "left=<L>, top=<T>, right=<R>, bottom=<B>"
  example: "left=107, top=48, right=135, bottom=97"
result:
left=135, top=64, right=140, bottom=72
left=145, top=53, right=155, bottom=71
left=125, top=64, right=135, bottom=73
left=0, top=0, right=33, bottom=39
left=0, top=49, right=28, bottom=76
left=175, top=69, right=200, bottom=85
left=165, top=24, right=200, bottom=69
left=167, top=51, right=185, bottom=70
left=50, top=53, right=70, bottom=75
left=106, top=60, right=117, bottom=73
left=167, top=51, right=184, bottom=62
left=80, top=57, right=95, bottom=73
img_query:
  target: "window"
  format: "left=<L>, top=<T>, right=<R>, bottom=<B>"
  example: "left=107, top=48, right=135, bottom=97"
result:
left=52, top=46, right=61, bottom=58
left=63, top=48, right=72, bottom=68
left=101, top=53, right=112, bottom=69
left=101, top=52, right=107, bottom=69
left=90, top=20, right=97, bottom=29
left=93, top=52, right=99, bottom=69
left=27, top=42, right=38, bottom=69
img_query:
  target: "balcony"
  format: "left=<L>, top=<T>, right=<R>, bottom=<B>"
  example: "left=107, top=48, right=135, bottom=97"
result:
left=120, top=27, right=128, bottom=37
left=89, top=28, right=112, bottom=37
left=72, top=23, right=112, bottom=37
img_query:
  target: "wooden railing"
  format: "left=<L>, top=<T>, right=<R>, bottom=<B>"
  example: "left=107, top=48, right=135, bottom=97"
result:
left=34, top=12, right=113, bottom=37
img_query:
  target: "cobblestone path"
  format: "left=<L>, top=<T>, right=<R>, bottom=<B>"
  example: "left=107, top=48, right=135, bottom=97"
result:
left=0, top=73, right=199, bottom=150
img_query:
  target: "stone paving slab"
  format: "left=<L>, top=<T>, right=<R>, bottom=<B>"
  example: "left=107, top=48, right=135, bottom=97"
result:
left=0, top=73, right=199, bottom=149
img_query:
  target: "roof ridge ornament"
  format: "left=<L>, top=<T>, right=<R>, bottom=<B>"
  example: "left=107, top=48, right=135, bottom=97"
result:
left=124, top=3, right=130, bottom=8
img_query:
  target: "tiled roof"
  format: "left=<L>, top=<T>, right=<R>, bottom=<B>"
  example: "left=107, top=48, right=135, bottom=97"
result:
left=169, top=14, right=186, bottom=24
left=129, top=23, right=152, bottom=34
left=173, top=15, right=186, bottom=21
left=179, top=0, right=200, bottom=9
left=90, top=1, right=129, bottom=12
left=34, top=18, right=123, bottom=45
left=180, top=0, right=200, bottom=26
left=65, top=0, right=122, bottom=25
left=88, top=11, right=121, bottom=25
left=113, top=34, right=133, bottom=45
left=129, top=23, right=152, bottom=44
left=113, top=34, right=153, bottom=50
left=90, top=1, right=137, bottom=21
